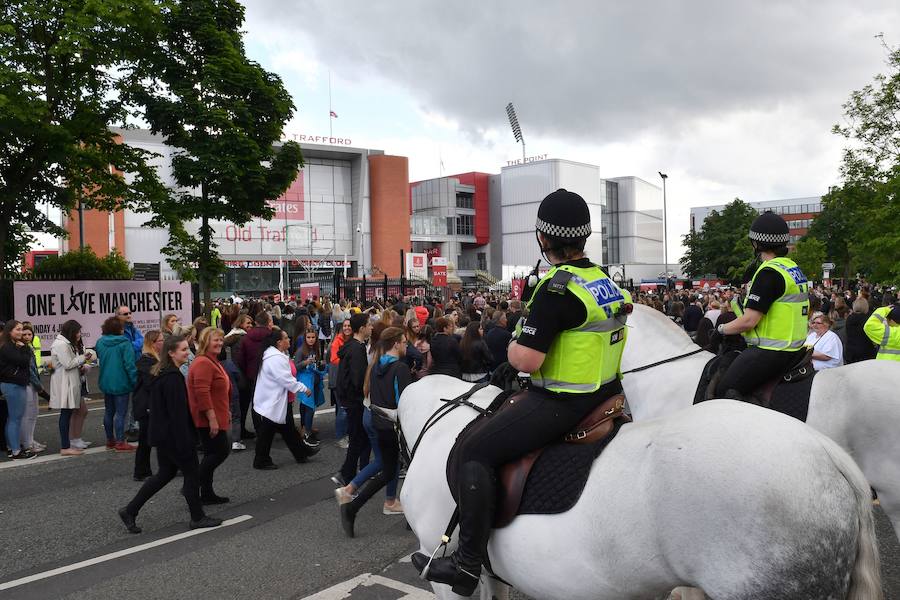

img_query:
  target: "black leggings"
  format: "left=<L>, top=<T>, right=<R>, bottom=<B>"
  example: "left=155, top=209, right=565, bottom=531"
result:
left=715, top=346, right=806, bottom=397
left=253, top=403, right=310, bottom=466
left=456, top=382, right=621, bottom=470
left=351, top=427, right=400, bottom=508
left=134, top=416, right=152, bottom=478
left=339, top=403, right=371, bottom=483
left=126, top=448, right=204, bottom=522
left=197, top=429, right=230, bottom=497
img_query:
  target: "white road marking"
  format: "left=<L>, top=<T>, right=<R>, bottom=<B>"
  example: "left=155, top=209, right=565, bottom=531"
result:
left=0, top=515, right=253, bottom=591
left=0, top=446, right=108, bottom=470
left=301, top=573, right=433, bottom=599
left=37, top=407, right=104, bottom=418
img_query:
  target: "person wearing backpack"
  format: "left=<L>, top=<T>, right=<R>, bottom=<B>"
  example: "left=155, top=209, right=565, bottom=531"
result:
left=332, top=313, right=371, bottom=487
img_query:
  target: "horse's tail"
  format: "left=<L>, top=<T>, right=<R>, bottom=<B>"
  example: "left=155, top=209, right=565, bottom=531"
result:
left=814, top=431, right=883, bottom=600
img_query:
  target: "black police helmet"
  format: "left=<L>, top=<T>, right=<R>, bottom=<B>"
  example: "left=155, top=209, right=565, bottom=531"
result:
left=889, top=303, right=900, bottom=324
left=748, top=211, right=790, bottom=249
left=536, top=189, right=592, bottom=240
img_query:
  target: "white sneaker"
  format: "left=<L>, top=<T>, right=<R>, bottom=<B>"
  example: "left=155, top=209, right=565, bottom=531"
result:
left=231, top=441, right=246, bottom=451
left=31, top=441, right=47, bottom=451
left=336, top=437, right=349, bottom=449
left=71, top=439, right=90, bottom=449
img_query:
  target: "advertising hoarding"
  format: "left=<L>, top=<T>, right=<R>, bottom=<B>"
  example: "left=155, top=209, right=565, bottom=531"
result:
left=14, top=280, right=193, bottom=347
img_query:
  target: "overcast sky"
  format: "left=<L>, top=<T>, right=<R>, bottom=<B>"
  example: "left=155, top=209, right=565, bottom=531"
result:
left=237, top=0, right=899, bottom=261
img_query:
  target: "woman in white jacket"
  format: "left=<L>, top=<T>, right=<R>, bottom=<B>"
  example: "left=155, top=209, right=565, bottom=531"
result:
left=252, top=329, right=319, bottom=470
left=49, top=321, right=93, bottom=456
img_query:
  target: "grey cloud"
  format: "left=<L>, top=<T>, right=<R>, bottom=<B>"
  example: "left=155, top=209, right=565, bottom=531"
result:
left=243, top=0, right=899, bottom=142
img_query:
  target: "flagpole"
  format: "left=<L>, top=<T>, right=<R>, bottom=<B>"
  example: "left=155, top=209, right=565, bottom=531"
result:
left=328, top=70, right=333, bottom=139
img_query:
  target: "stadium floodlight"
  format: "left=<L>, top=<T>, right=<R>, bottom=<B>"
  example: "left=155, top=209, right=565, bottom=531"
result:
left=506, top=102, right=526, bottom=162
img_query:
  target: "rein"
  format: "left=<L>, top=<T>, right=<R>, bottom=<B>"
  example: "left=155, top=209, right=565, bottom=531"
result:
left=398, top=381, right=494, bottom=466
left=620, top=347, right=707, bottom=375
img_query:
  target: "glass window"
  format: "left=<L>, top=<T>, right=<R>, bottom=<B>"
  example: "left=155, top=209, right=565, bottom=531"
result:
left=456, top=193, right=474, bottom=209
left=456, top=214, right=474, bottom=236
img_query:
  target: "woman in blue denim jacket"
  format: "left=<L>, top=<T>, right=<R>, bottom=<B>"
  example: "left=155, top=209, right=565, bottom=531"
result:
left=294, top=329, right=327, bottom=443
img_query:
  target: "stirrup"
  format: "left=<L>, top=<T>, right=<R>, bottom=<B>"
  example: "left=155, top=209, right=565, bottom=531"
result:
left=415, top=533, right=452, bottom=580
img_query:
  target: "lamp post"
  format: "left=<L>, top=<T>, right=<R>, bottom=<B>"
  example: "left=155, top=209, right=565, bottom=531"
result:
left=658, top=172, right=668, bottom=276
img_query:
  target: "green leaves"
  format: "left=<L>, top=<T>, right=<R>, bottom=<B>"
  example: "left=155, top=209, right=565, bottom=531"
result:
left=31, top=247, right=133, bottom=279
left=128, top=0, right=303, bottom=301
left=789, top=238, right=826, bottom=282
left=681, top=199, right=757, bottom=282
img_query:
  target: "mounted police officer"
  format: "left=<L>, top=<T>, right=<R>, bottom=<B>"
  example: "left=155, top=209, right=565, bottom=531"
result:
left=714, top=211, right=810, bottom=398
left=414, top=189, right=630, bottom=596
left=864, top=302, right=900, bottom=361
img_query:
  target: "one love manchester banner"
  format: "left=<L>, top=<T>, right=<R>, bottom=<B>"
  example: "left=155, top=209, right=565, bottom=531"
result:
left=14, top=280, right=193, bottom=347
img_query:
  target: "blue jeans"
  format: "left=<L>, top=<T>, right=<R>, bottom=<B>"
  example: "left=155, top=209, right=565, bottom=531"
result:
left=103, top=394, right=130, bottom=442
left=349, top=408, right=398, bottom=499
left=1, top=383, right=26, bottom=454
left=335, top=404, right=347, bottom=439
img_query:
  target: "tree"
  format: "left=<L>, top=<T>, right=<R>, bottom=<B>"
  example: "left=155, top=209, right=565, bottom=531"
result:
left=125, top=0, right=303, bottom=317
left=789, top=237, right=826, bottom=284
left=0, top=1, right=169, bottom=276
left=825, top=38, right=900, bottom=284
left=680, top=199, right=757, bottom=282
left=32, top=247, right=133, bottom=279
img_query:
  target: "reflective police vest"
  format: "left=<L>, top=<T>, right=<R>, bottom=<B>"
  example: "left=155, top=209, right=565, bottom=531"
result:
left=519, top=264, right=629, bottom=394
left=732, top=257, right=809, bottom=351
left=864, top=306, right=900, bottom=362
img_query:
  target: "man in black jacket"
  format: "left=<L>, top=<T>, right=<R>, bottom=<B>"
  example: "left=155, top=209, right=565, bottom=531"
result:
left=334, top=313, right=372, bottom=486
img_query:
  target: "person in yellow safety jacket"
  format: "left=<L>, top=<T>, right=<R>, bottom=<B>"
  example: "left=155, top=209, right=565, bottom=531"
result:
left=413, top=189, right=631, bottom=597
left=864, top=304, right=900, bottom=361
left=210, top=304, right=222, bottom=331
left=713, top=212, right=810, bottom=399
left=22, top=321, right=42, bottom=369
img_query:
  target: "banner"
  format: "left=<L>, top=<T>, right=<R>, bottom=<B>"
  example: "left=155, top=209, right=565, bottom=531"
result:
left=299, top=282, right=320, bottom=301
left=510, top=278, right=525, bottom=300
left=14, top=280, right=193, bottom=347
left=405, top=253, right=427, bottom=280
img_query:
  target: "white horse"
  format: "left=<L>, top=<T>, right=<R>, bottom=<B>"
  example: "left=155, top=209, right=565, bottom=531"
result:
left=398, top=375, right=881, bottom=600
left=620, top=303, right=900, bottom=538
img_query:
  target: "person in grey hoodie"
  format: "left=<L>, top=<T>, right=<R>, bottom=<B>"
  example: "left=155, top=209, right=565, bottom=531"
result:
left=95, top=317, right=137, bottom=451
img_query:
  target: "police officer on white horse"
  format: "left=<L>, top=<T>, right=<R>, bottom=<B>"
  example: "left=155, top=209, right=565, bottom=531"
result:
left=414, top=189, right=631, bottom=596
left=714, top=211, right=810, bottom=399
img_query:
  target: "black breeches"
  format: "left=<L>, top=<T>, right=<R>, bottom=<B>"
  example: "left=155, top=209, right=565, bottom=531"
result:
left=715, top=346, right=806, bottom=397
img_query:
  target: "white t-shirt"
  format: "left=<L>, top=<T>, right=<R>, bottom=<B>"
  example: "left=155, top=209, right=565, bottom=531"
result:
left=805, top=330, right=844, bottom=370
left=704, top=309, right=722, bottom=324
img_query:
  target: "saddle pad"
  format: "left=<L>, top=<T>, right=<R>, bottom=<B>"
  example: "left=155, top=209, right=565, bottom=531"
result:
left=517, top=421, right=623, bottom=516
left=446, top=417, right=623, bottom=518
left=770, top=372, right=816, bottom=422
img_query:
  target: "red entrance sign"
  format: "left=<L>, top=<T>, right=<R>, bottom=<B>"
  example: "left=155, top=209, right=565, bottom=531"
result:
left=432, top=264, right=447, bottom=287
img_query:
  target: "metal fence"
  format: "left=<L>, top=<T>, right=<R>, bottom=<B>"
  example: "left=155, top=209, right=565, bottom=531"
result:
left=288, top=272, right=443, bottom=302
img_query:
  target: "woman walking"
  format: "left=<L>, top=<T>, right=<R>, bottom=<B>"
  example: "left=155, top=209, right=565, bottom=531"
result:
left=186, top=328, right=232, bottom=504
left=118, top=335, right=222, bottom=533
left=329, top=318, right=352, bottom=448
left=133, top=331, right=163, bottom=480
left=252, top=329, right=318, bottom=470
left=49, top=321, right=92, bottom=456
left=1, top=320, right=38, bottom=459
left=95, top=317, right=138, bottom=452
left=337, top=327, right=411, bottom=537
left=223, top=314, right=251, bottom=450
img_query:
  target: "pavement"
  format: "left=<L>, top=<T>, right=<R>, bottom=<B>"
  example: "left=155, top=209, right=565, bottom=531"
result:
left=0, top=390, right=898, bottom=600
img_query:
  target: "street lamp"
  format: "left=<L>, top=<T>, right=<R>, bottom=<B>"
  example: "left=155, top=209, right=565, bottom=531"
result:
left=658, top=172, right=668, bottom=275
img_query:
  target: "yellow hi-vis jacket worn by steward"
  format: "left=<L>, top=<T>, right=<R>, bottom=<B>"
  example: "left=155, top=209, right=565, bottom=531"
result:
left=519, top=264, right=630, bottom=394
left=864, top=306, right=900, bottom=362
left=732, top=257, right=809, bottom=351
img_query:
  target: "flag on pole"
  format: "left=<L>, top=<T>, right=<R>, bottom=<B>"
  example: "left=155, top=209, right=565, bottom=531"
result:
left=330, top=110, right=338, bottom=118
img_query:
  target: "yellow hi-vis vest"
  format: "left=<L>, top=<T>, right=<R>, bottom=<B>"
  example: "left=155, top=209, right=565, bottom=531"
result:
left=31, top=334, right=42, bottom=368
left=733, top=257, right=809, bottom=351
left=864, top=306, right=900, bottom=362
left=520, top=264, right=629, bottom=394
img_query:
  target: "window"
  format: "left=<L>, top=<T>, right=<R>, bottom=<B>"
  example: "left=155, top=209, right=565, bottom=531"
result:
left=456, top=193, right=474, bottom=209
left=456, top=214, right=474, bottom=236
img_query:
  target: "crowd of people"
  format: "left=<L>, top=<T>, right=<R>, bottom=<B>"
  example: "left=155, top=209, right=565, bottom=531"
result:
left=633, top=281, right=900, bottom=370
left=0, top=275, right=896, bottom=534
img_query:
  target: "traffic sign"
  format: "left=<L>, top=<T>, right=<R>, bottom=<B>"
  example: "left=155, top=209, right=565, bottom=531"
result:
left=821, top=262, right=835, bottom=270
left=133, top=262, right=160, bottom=281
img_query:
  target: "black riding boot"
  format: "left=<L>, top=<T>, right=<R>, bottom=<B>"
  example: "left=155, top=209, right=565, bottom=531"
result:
left=413, top=461, right=495, bottom=596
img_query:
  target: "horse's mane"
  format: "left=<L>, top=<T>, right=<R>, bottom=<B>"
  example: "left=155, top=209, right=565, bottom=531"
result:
left=629, top=304, right=698, bottom=355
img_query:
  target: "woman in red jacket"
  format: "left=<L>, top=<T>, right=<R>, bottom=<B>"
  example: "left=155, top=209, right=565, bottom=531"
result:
left=186, top=328, right=232, bottom=504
